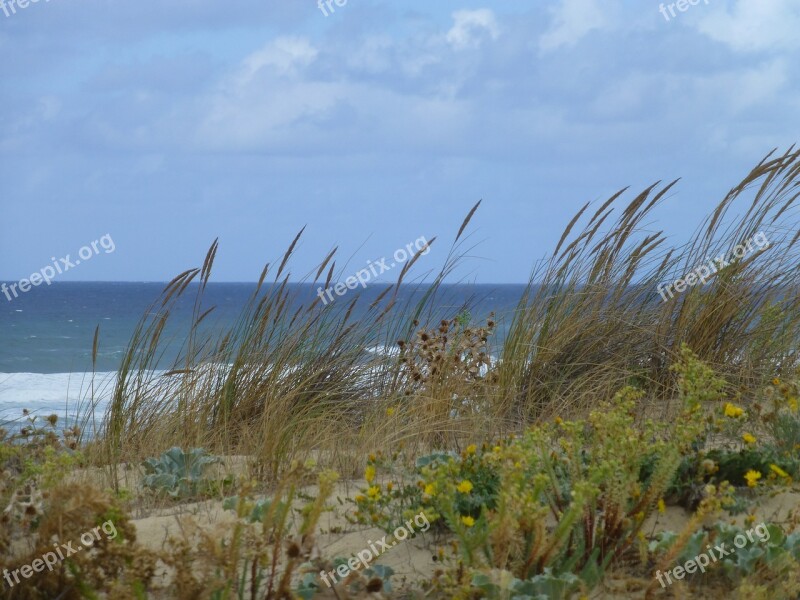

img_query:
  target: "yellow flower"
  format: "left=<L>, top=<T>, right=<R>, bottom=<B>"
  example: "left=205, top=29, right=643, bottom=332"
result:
left=744, top=470, right=762, bottom=488
left=465, top=444, right=477, bottom=456
left=368, top=453, right=376, bottom=462
left=424, top=483, right=436, bottom=496
left=773, top=378, right=781, bottom=386
left=461, top=515, right=475, bottom=527
left=365, top=465, right=376, bottom=484
left=554, top=416, right=563, bottom=425
left=456, top=480, right=474, bottom=494
left=770, top=464, right=790, bottom=478
left=386, top=407, right=395, bottom=416
left=355, top=494, right=366, bottom=503
left=367, top=485, right=380, bottom=498
left=386, top=482, right=394, bottom=492
left=724, top=402, right=745, bottom=418
left=657, top=499, right=666, bottom=514
left=742, top=433, right=757, bottom=444
left=789, top=397, right=799, bottom=412
left=493, top=446, right=502, bottom=453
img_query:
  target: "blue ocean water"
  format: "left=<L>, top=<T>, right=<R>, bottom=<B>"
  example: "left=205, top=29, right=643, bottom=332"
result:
left=0, top=282, right=526, bottom=429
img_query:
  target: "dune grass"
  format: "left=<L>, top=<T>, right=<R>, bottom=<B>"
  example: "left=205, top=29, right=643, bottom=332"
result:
left=89, top=148, right=800, bottom=484
left=500, top=147, right=800, bottom=423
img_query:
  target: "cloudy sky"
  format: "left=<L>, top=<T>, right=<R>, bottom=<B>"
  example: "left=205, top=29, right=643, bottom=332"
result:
left=1, top=0, right=798, bottom=283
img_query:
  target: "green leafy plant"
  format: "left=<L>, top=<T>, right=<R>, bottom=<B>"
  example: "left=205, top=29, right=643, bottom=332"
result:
left=651, top=522, right=800, bottom=590
left=471, top=569, right=582, bottom=600
left=351, top=446, right=500, bottom=536
left=141, top=446, right=224, bottom=499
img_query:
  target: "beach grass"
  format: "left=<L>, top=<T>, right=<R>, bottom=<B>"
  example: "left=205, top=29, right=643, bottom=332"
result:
left=96, top=148, right=800, bottom=474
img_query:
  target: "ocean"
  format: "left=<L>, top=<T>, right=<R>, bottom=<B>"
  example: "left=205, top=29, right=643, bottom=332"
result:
left=0, top=282, right=526, bottom=433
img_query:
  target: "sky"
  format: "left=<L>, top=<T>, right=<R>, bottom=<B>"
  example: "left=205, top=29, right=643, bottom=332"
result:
left=1, top=0, right=798, bottom=284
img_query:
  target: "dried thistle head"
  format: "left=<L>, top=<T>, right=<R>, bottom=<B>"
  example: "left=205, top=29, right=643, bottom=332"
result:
left=286, top=541, right=301, bottom=558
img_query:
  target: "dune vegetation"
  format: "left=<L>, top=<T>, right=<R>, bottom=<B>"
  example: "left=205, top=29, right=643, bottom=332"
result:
left=3, top=148, right=800, bottom=598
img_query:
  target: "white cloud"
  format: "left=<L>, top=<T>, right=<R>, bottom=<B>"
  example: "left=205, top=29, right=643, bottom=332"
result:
left=345, top=36, right=394, bottom=74
left=446, top=9, right=500, bottom=50
left=399, top=51, right=440, bottom=77
left=539, top=0, right=610, bottom=53
left=196, top=37, right=330, bottom=149
left=238, top=36, right=318, bottom=82
left=194, top=31, right=475, bottom=152
left=694, top=0, right=800, bottom=52
left=197, top=80, right=344, bottom=150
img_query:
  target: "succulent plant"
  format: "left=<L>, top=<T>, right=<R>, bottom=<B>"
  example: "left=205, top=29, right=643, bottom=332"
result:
left=141, top=446, right=221, bottom=499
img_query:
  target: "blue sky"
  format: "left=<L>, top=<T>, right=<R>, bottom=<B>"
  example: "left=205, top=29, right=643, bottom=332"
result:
left=1, top=0, right=798, bottom=283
